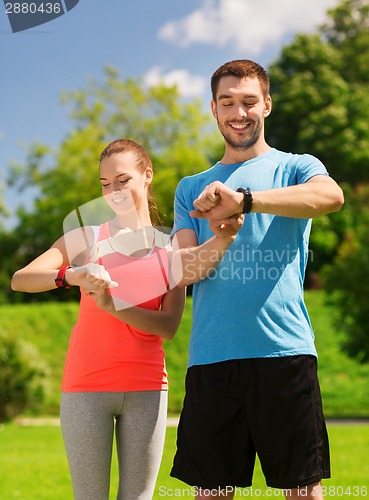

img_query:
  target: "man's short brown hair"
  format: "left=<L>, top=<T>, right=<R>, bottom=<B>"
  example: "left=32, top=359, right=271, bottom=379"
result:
left=211, top=59, right=270, bottom=101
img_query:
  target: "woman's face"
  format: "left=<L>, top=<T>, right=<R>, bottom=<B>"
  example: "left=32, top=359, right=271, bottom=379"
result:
left=99, top=151, right=152, bottom=216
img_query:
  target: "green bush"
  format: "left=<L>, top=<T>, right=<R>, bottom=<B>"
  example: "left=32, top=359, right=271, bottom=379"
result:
left=0, top=328, right=50, bottom=422
left=323, top=184, right=369, bottom=363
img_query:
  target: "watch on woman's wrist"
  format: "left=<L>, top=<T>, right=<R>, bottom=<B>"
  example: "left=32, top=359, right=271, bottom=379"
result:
left=55, top=265, right=72, bottom=289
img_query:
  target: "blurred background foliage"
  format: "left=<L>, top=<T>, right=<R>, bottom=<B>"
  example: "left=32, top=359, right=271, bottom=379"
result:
left=2, top=0, right=369, bottom=364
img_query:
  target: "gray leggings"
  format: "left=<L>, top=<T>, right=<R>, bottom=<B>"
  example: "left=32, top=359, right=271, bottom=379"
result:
left=60, top=391, right=168, bottom=500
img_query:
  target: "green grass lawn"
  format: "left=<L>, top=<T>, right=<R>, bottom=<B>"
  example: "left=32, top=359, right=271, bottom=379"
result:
left=0, top=422, right=368, bottom=499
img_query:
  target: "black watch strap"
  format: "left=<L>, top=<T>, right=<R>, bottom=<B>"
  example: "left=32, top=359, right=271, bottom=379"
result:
left=236, top=187, right=253, bottom=214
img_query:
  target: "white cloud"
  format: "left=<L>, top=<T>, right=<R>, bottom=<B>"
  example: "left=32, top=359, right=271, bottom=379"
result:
left=143, top=66, right=207, bottom=98
left=159, top=0, right=338, bottom=55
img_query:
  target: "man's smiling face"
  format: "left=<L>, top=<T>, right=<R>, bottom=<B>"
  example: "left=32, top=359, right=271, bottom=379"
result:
left=211, top=76, right=271, bottom=152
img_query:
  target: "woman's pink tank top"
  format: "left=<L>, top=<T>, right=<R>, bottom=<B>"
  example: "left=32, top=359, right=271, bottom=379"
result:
left=61, top=223, right=169, bottom=392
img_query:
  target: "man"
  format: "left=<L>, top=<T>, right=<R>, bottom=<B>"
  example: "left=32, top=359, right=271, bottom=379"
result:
left=170, top=60, right=344, bottom=499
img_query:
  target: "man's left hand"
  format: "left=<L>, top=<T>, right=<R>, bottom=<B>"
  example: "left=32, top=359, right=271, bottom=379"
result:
left=190, top=181, right=244, bottom=219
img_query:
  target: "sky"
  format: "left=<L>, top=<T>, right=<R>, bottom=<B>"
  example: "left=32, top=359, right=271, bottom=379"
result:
left=0, top=0, right=339, bottom=227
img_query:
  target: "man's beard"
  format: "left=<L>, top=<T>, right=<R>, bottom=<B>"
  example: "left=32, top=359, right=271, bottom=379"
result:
left=217, top=118, right=262, bottom=150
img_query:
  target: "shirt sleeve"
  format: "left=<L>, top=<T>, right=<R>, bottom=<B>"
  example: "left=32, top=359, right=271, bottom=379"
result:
left=171, top=178, right=196, bottom=236
left=296, top=154, right=329, bottom=184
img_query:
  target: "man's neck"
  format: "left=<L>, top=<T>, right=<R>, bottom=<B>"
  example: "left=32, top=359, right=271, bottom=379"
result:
left=220, top=141, right=271, bottom=165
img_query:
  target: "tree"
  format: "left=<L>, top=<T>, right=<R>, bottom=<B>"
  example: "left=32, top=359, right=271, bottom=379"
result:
left=5, top=69, right=219, bottom=301
left=266, top=33, right=369, bottom=185
left=323, top=0, right=369, bottom=84
left=265, top=0, right=369, bottom=271
left=0, top=174, right=9, bottom=230
left=322, top=184, right=369, bottom=362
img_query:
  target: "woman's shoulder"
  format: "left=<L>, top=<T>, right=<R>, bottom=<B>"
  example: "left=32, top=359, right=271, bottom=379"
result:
left=62, top=225, right=99, bottom=265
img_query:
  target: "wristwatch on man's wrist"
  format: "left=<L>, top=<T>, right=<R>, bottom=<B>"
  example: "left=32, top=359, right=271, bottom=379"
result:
left=55, top=265, right=72, bottom=289
left=236, top=187, right=253, bottom=214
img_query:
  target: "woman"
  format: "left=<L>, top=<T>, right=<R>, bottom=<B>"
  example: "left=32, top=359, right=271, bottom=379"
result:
left=11, top=139, right=186, bottom=499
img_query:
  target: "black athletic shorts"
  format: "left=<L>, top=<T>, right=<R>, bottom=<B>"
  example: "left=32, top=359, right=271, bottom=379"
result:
left=170, top=355, right=330, bottom=490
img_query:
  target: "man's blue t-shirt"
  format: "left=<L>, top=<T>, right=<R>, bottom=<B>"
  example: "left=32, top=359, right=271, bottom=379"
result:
left=173, top=148, right=329, bottom=367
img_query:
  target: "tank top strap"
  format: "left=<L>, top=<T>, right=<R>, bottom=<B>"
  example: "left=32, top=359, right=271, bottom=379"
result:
left=98, top=221, right=111, bottom=241
left=155, top=246, right=170, bottom=291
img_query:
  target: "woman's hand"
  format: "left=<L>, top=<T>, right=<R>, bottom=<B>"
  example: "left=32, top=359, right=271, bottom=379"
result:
left=87, top=287, right=114, bottom=310
left=66, top=263, right=118, bottom=293
left=209, top=214, right=244, bottom=241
